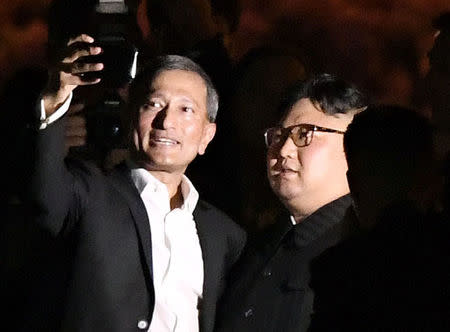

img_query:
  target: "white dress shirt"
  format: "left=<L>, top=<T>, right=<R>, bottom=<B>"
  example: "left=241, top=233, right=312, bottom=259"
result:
left=129, top=164, right=204, bottom=332
left=39, top=93, right=73, bottom=129
left=290, top=215, right=298, bottom=225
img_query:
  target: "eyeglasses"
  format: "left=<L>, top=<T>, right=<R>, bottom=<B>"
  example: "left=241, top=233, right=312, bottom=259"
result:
left=264, top=123, right=345, bottom=148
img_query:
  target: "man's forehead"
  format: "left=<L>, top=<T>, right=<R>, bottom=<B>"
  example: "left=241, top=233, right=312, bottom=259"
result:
left=146, top=69, right=207, bottom=100
left=137, top=69, right=208, bottom=114
left=150, top=69, right=206, bottom=87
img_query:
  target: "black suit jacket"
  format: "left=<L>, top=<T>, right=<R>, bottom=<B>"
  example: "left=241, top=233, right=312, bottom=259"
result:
left=214, top=195, right=352, bottom=332
left=26, top=116, right=246, bottom=332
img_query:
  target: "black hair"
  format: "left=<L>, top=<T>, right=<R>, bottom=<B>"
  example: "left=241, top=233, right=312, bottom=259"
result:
left=344, top=105, right=433, bottom=179
left=279, top=73, right=367, bottom=119
left=128, top=55, right=219, bottom=123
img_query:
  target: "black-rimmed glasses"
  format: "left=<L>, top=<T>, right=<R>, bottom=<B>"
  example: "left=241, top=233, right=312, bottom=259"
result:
left=264, top=123, right=345, bottom=148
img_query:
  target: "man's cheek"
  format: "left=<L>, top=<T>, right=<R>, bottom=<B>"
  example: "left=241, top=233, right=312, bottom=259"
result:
left=133, top=131, right=140, bottom=148
left=267, top=158, right=276, bottom=170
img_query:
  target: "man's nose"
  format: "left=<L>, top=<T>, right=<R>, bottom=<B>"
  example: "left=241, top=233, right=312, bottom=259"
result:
left=278, top=135, right=298, bottom=158
left=153, top=105, right=176, bottom=129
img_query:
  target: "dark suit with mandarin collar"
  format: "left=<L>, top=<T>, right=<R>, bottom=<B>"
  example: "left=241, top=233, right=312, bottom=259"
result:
left=26, top=115, right=246, bottom=332
left=214, top=195, right=352, bottom=332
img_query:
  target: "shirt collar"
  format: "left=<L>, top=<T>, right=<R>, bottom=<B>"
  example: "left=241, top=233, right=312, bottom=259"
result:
left=254, top=195, right=353, bottom=254
left=126, top=160, right=199, bottom=214
left=289, top=215, right=297, bottom=225
left=179, top=175, right=199, bottom=214
left=289, top=194, right=353, bottom=248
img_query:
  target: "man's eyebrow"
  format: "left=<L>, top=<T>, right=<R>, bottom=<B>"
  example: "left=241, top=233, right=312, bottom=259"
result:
left=144, top=91, right=202, bottom=108
left=178, top=96, right=200, bottom=107
left=146, top=91, right=165, bottom=98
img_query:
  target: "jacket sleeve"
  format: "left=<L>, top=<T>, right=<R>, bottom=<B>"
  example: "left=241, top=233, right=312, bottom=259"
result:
left=28, top=114, right=90, bottom=237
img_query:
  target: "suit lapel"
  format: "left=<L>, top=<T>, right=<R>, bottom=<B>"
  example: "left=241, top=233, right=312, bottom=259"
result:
left=193, top=202, right=220, bottom=332
left=109, top=163, right=153, bottom=280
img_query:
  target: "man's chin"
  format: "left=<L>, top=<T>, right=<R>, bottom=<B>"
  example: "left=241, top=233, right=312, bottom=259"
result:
left=273, top=186, right=303, bottom=203
left=132, top=150, right=195, bottom=174
left=132, top=156, right=176, bottom=172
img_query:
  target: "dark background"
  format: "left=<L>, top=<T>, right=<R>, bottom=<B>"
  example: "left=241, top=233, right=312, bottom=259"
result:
left=0, top=0, right=449, bottom=111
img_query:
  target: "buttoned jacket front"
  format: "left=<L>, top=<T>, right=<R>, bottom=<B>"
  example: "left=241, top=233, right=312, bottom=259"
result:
left=215, top=195, right=352, bottom=332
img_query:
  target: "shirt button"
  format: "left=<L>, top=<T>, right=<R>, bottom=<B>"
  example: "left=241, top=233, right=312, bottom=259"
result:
left=137, top=319, right=148, bottom=330
left=262, top=268, right=272, bottom=278
left=244, top=308, right=253, bottom=318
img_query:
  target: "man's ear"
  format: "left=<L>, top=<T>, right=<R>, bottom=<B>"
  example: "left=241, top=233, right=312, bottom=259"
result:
left=198, top=122, right=216, bottom=155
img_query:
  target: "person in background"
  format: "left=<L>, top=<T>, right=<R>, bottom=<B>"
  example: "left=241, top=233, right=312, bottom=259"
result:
left=426, top=11, right=450, bottom=159
left=309, top=105, right=450, bottom=331
left=425, top=12, right=450, bottom=215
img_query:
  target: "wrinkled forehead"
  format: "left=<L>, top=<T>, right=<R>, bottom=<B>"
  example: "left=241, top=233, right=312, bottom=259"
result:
left=128, top=69, right=207, bottom=118
left=129, top=69, right=207, bottom=109
left=281, top=98, right=353, bottom=131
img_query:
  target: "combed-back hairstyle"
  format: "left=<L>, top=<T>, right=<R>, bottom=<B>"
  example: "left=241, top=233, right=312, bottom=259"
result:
left=278, top=73, right=367, bottom=120
left=127, top=55, right=219, bottom=126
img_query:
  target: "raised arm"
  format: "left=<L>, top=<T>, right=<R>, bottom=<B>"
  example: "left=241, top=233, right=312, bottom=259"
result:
left=42, top=34, right=103, bottom=117
left=29, top=34, right=103, bottom=236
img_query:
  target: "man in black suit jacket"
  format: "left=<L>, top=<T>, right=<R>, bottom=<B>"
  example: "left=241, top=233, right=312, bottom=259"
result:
left=27, top=35, right=245, bottom=332
left=214, top=74, right=367, bottom=332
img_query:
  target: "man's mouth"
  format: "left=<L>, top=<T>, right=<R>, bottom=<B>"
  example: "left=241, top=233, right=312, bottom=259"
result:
left=150, top=137, right=179, bottom=145
left=271, top=166, right=298, bottom=176
left=281, top=168, right=297, bottom=173
left=279, top=168, right=298, bottom=175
